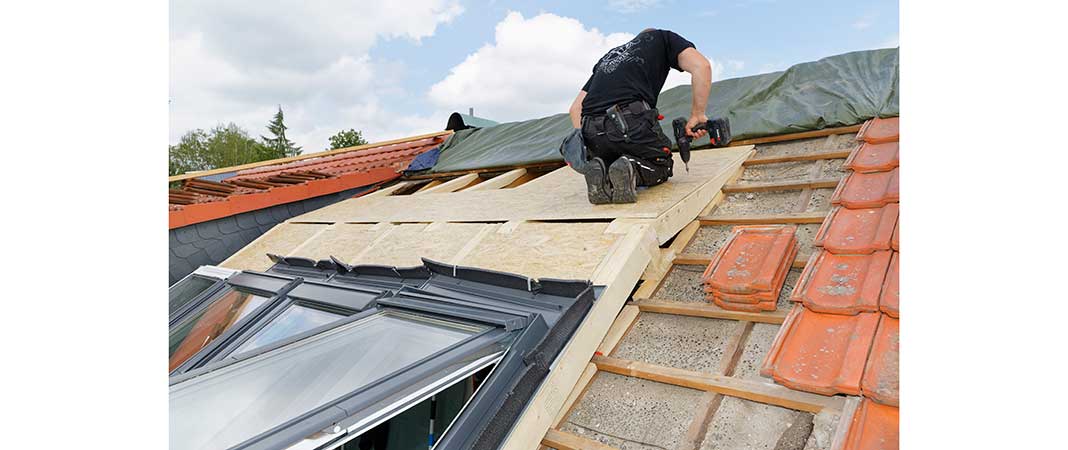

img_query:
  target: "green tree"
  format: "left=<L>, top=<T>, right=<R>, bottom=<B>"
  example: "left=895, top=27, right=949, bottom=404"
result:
left=168, top=123, right=267, bottom=176
left=327, top=128, right=368, bottom=150
left=260, top=106, right=302, bottom=158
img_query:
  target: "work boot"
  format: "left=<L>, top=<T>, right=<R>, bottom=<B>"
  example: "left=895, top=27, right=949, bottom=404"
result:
left=584, top=157, right=612, bottom=204
left=608, top=157, right=638, bottom=204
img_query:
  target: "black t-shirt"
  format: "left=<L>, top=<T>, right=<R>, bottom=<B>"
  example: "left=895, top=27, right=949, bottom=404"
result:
left=581, top=29, right=695, bottom=115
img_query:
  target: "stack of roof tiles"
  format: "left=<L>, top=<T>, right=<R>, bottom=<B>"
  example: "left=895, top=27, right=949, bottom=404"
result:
left=761, top=117, right=900, bottom=449
left=700, top=225, right=799, bottom=312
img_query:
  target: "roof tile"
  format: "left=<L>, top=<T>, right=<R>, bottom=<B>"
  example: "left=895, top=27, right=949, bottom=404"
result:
left=857, top=117, right=899, bottom=144
left=831, top=167, right=899, bottom=209
left=813, top=205, right=899, bottom=254
left=880, top=252, right=899, bottom=318
left=844, top=399, right=899, bottom=450
left=702, top=225, right=799, bottom=294
left=862, top=315, right=899, bottom=406
left=844, top=141, right=899, bottom=173
left=791, top=250, right=891, bottom=315
left=170, top=135, right=446, bottom=229
left=761, top=305, right=879, bottom=395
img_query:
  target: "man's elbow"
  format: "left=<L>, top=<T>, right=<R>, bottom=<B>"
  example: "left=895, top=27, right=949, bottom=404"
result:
left=695, top=57, right=712, bottom=75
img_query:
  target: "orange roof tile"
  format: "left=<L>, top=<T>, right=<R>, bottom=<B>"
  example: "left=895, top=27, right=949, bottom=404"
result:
left=791, top=250, right=891, bottom=315
left=856, top=117, right=899, bottom=144
left=844, top=399, right=899, bottom=450
left=706, top=242, right=795, bottom=306
left=761, top=305, right=879, bottom=395
left=844, top=141, right=899, bottom=173
left=862, top=315, right=899, bottom=406
left=702, top=225, right=798, bottom=294
left=880, top=252, right=899, bottom=318
left=831, top=167, right=899, bottom=209
left=813, top=205, right=899, bottom=255
left=169, top=135, right=446, bottom=229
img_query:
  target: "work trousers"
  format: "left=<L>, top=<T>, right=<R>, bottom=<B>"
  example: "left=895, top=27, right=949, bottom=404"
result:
left=581, top=104, right=674, bottom=187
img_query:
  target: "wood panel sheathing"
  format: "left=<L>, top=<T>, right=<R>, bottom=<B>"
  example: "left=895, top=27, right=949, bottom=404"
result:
left=288, top=148, right=751, bottom=238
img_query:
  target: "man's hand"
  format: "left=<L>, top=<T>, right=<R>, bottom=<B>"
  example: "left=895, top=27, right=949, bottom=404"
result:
left=686, top=114, right=709, bottom=139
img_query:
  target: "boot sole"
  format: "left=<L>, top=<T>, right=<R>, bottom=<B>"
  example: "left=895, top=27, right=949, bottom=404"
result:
left=609, top=159, right=638, bottom=204
left=585, top=161, right=611, bottom=204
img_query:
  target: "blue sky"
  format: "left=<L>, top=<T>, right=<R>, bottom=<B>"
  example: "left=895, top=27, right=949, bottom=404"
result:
left=170, top=0, right=898, bottom=149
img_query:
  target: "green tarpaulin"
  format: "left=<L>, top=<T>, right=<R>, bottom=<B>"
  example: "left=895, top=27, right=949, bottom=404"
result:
left=427, top=48, right=899, bottom=174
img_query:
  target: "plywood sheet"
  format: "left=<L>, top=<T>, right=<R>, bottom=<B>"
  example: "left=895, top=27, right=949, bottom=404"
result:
left=291, top=148, right=751, bottom=225
left=219, top=222, right=329, bottom=271
left=355, top=223, right=493, bottom=267
left=456, top=222, right=620, bottom=281
left=285, top=223, right=384, bottom=262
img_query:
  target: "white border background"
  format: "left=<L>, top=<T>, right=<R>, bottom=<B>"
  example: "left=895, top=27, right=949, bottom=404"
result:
left=2, top=1, right=1067, bottom=448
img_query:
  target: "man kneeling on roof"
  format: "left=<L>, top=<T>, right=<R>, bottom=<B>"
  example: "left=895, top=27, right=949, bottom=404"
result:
left=565, top=28, right=712, bottom=204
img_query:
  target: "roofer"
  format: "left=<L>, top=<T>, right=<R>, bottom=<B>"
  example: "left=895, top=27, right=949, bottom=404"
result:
left=566, top=28, right=713, bottom=204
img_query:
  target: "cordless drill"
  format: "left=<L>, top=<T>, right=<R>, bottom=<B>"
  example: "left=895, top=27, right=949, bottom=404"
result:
left=672, top=117, right=732, bottom=172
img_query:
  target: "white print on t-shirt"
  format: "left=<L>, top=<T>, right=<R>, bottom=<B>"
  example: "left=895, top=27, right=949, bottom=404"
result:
left=597, top=33, right=652, bottom=74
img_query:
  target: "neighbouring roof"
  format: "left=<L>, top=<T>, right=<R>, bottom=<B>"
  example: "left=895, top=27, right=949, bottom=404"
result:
left=169, top=132, right=450, bottom=229
left=458, top=113, right=499, bottom=128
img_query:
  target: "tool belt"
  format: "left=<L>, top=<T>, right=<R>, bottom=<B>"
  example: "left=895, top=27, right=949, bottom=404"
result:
left=582, top=100, right=656, bottom=144
left=582, top=99, right=651, bottom=120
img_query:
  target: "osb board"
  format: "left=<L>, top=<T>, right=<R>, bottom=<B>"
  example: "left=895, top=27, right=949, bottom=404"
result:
left=457, top=222, right=620, bottom=280
left=285, top=223, right=384, bottom=262
left=219, top=222, right=330, bottom=271
left=289, top=148, right=752, bottom=226
left=356, top=222, right=493, bottom=268
left=502, top=223, right=657, bottom=450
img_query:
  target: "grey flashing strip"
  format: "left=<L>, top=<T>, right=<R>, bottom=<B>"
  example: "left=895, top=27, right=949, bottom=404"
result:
left=377, top=295, right=528, bottom=332
left=436, top=285, right=596, bottom=450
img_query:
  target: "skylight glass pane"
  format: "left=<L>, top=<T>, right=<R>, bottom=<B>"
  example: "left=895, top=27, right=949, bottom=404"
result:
left=168, top=275, right=216, bottom=315
left=231, top=303, right=345, bottom=355
left=169, top=289, right=270, bottom=371
left=169, top=310, right=487, bottom=450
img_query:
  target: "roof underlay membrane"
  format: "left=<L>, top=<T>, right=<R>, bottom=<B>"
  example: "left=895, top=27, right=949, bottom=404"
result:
left=425, top=47, right=898, bottom=174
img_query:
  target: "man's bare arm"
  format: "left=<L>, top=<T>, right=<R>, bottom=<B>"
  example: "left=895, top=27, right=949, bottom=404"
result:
left=678, top=47, right=712, bottom=138
left=569, top=90, right=587, bottom=129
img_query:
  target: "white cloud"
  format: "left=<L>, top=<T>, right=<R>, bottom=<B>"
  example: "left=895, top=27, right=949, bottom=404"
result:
left=169, top=0, right=463, bottom=148
left=428, top=12, right=633, bottom=121
left=852, top=14, right=875, bottom=30
left=607, top=0, right=663, bottom=14
left=428, top=12, right=725, bottom=121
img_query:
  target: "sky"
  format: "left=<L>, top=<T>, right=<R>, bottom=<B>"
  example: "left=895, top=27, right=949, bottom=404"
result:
left=169, top=0, right=898, bottom=151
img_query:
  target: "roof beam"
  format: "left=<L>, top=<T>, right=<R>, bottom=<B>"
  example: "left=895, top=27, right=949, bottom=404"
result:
left=727, top=124, right=862, bottom=147
left=591, top=355, right=845, bottom=413
left=698, top=211, right=828, bottom=225
left=633, top=300, right=788, bottom=324
left=743, top=150, right=853, bottom=166
left=721, top=178, right=841, bottom=194
left=462, top=168, right=528, bottom=191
